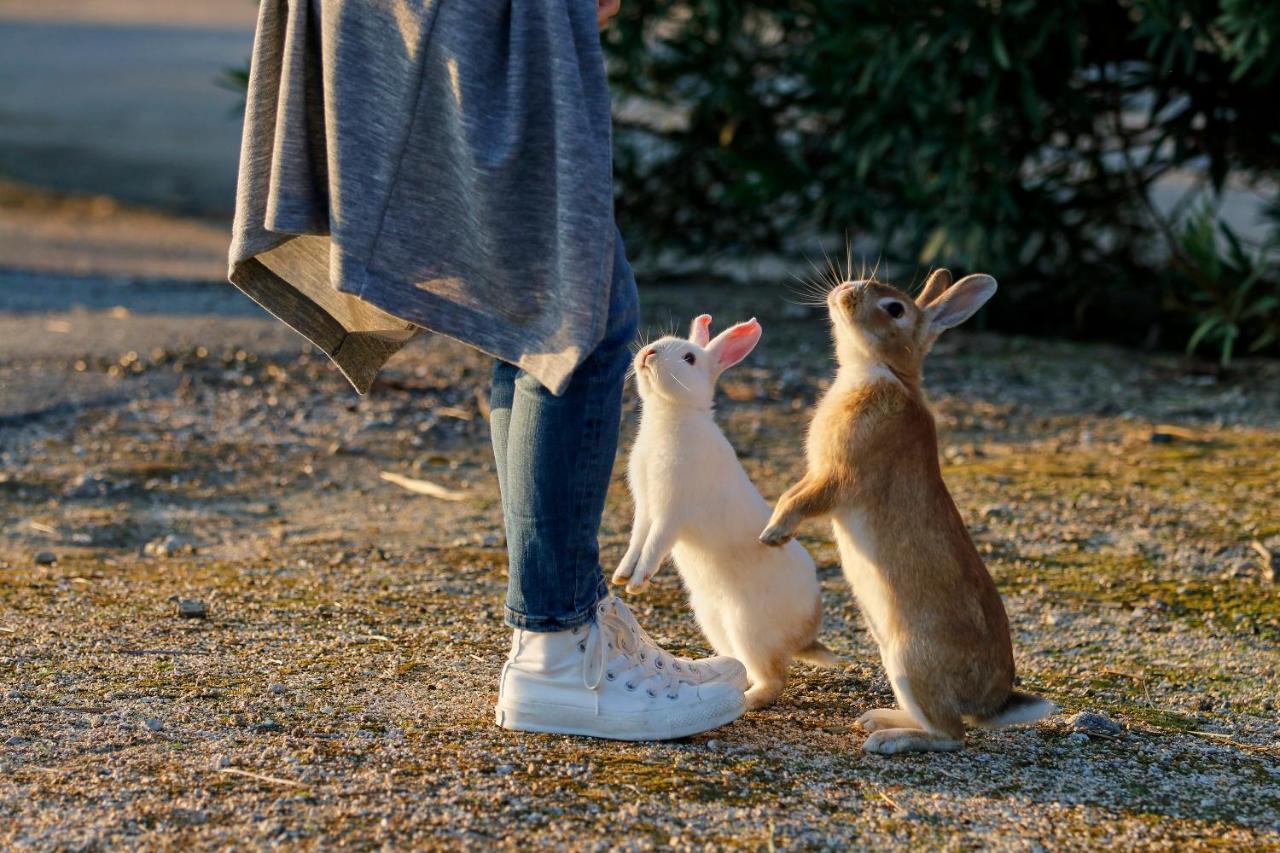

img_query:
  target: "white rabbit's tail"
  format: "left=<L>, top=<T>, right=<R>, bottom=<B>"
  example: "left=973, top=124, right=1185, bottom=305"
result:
left=795, top=640, right=840, bottom=668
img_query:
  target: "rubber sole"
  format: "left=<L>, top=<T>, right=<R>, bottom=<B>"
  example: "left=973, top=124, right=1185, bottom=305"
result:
left=495, top=693, right=746, bottom=742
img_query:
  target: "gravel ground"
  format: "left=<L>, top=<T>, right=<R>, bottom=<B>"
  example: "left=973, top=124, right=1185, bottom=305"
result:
left=1, top=273, right=1279, bottom=850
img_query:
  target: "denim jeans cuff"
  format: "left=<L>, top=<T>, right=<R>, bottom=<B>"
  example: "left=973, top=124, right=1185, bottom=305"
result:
left=504, top=577, right=609, bottom=632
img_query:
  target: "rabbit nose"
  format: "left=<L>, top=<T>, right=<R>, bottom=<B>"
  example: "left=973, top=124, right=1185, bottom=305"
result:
left=640, top=348, right=656, bottom=366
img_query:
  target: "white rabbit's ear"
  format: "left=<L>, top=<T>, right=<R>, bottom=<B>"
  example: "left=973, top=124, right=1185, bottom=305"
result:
left=706, top=318, right=762, bottom=371
left=689, top=314, right=713, bottom=346
left=926, top=274, right=996, bottom=333
left=915, top=268, right=953, bottom=308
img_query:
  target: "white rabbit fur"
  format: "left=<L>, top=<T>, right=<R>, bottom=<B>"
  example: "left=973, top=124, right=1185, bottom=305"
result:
left=613, top=314, right=836, bottom=709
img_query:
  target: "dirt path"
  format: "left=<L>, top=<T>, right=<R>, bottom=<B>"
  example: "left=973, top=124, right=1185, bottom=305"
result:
left=2, top=260, right=1278, bottom=847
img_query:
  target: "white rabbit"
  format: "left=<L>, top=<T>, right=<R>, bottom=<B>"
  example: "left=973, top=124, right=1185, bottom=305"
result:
left=613, top=314, right=837, bottom=709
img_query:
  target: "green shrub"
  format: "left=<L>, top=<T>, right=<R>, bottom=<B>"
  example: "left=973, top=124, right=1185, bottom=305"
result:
left=1170, top=205, right=1280, bottom=364
left=604, top=0, right=1280, bottom=357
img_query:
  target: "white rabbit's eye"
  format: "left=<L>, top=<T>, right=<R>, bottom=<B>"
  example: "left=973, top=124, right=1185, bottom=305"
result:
left=682, top=352, right=696, bottom=365
left=884, top=301, right=905, bottom=319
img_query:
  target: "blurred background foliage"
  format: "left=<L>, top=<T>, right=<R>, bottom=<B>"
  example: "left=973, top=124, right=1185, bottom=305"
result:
left=602, top=0, right=1280, bottom=362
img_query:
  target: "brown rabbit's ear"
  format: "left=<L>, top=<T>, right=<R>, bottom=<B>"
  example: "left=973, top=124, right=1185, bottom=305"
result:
left=926, top=274, right=997, bottom=334
left=689, top=314, right=713, bottom=347
left=915, top=268, right=953, bottom=308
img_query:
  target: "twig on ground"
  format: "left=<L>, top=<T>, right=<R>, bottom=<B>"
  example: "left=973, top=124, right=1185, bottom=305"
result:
left=379, top=471, right=467, bottom=501
left=217, top=768, right=308, bottom=788
left=1186, top=730, right=1280, bottom=755
left=878, top=790, right=904, bottom=812
left=117, top=648, right=209, bottom=656
left=1249, top=540, right=1276, bottom=583
left=35, top=705, right=111, bottom=714
left=1150, top=424, right=1207, bottom=443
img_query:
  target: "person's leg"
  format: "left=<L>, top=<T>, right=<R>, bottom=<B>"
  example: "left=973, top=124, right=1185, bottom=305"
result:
left=490, top=232, right=746, bottom=739
left=489, top=233, right=637, bottom=632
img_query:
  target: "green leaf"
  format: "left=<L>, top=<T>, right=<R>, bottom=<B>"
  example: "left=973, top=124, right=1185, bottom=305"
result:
left=921, top=228, right=950, bottom=264
left=991, top=28, right=1011, bottom=71
left=1248, top=328, right=1278, bottom=352
left=1186, top=317, right=1221, bottom=355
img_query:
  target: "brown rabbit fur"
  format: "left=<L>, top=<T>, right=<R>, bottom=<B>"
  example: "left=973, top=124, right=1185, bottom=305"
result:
left=759, top=269, right=1055, bottom=754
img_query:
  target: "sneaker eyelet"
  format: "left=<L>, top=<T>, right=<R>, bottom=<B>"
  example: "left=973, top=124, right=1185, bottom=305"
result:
left=606, top=672, right=615, bottom=681
left=639, top=652, right=646, bottom=661
left=646, top=689, right=656, bottom=698
left=577, top=641, right=586, bottom=652
left=625, top=682, right=636, bottom=691
left=655, top=660, right=663, bottom=669
left=666, top=693, right=678, bottom=700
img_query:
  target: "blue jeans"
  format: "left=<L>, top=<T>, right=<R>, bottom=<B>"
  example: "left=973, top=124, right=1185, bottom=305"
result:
left=489, top=231, right=639, bottom=631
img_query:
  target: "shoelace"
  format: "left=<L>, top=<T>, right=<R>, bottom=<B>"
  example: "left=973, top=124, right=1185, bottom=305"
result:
left=582, top=599, right=682, bottom=700
left=607, top=597, right=699, bottom=678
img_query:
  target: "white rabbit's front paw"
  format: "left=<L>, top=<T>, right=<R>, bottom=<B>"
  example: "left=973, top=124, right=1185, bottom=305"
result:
left=612, top=550, right=639, bottom=585
left=758, top=522, right=794, bottom=547
left=624, top=566, right=654, bottom=594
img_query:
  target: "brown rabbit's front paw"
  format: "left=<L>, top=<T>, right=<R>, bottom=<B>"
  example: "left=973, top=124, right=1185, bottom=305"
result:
left=758, top=522, right=794, bottom=547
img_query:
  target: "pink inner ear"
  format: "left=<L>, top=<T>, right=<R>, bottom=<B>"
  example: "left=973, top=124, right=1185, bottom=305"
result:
left=690, top=314, right=713, bottom=346
left=715, top=319, right=762, bottom=368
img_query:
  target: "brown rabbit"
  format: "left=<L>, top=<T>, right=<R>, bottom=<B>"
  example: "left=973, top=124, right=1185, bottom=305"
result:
left=759, top=269, right=1055, bottom=754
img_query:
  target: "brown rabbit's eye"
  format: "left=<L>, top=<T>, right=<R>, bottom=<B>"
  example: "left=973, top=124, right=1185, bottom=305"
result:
left=885, top=301, right=905, bottom=319
left=682, top=352, right=696, bottom=365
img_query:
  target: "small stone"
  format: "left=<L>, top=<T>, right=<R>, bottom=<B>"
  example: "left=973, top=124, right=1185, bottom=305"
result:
left=6, top=690, right=20, bottom=700
left=5, top=736, right=24, bottom=746
left=268, top=683, right=285, bottom=695
left=495, top=764, right=514, bottom=776
left=145, top=534, right=194, bottom=558
left=254, top=720, right=283, bottom=733
left=1066, top=710, right=1123, bottom=736
left=982, top=504, right=1012, bottom=519
left=144, top=718, right=163, bottom=732
left=66, top=472, right=111, bottom=498
left=34, top=551, right=57, bottom=566
left=1066, top=732, right=1089, bottom=745
left=706, top=739, right=720, bottom=750
left=215, top=755, right=231, bottom=769
left=171, top=598, right=207, bottom=619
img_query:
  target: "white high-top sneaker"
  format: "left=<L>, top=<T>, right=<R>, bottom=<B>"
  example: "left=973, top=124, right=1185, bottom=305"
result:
left=600, top=597, right=749, bottom=691
left=496, top=597, right=747, bottom=741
